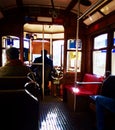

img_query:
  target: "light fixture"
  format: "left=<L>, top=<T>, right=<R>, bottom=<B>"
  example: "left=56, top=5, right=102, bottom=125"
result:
left=37, top=17, right=52, bottom=22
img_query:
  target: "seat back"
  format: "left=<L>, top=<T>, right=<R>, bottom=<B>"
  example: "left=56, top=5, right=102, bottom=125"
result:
left=0, top=76, right=39, bottom=130
left=0, top=76, right=29, bottom=89
left=0, top=90, right=39, bottom=130
left=82, top=74, right=103, bottom=94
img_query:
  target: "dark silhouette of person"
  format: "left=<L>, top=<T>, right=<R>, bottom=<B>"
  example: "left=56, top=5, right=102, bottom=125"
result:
left=92, top=74, right=115, bottom=130
left=31, top=49, right=53, bottom=95
left=0, top=47, right=31, bottom=77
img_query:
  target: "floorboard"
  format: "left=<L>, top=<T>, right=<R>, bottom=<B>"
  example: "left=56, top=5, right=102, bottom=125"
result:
left=39, top=96, right=96, bottom=130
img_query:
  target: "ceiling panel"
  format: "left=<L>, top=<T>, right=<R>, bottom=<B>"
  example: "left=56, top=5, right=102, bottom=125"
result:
left=72, top=0, right=98, bottom=15
left=22, top=0, right=71, bottom=9
left=100, top=0, right=115, bottom=15
left=83, top=11, right=103, bottom=25
left=24, top=24, right=64, bottom=33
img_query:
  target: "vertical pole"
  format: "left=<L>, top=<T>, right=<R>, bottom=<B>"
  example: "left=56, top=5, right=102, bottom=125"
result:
left=74, top=0, right=80, bottom=112
left=50, top=33, right=53, bottom=56
left=42, top=25, right=45, bottom=99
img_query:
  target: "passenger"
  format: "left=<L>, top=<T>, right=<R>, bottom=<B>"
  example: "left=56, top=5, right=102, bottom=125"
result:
left=31, top=49, right=53, bottom=95
left=0, top=47, right=31, bottom=77
left=95, top=73, right=115, bottom=130
left=95, top=95, right=115, bottom=130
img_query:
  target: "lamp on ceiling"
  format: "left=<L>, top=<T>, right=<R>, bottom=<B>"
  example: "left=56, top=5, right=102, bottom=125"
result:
left=37, top=17, right=52, bottom=22
left=80, top=0, right=91, bottom=6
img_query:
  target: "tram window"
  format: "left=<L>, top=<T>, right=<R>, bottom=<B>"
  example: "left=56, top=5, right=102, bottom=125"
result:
left=2, top=50, right=6, bottom=66
left=94, top=34, right=107, bottom=49
left=113, top=32, right=115, bottom=46
left=67, top=39, right=82, bottom=50
left=11, top=39, right=20, bottom=48
left=67, top=51, right=81, bottom=72
left=93, top=50, right=106, bottom=76
left=2, top=36, right=20, bottom=66
left=23, top=39, right=30, bottom=61
left=93, top=34, right=107, bottom=76
left=111, top=49, right=115, bottom=75
left=6, top=37, right=20, bottom=48
left=53, top=40, right=64, bottom=67
left=111, top=32, right=115, bottom=75
left=66, top=39, right=82, bottom=72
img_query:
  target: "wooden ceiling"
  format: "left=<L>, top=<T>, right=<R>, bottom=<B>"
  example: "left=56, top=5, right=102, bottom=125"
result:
left=0, top=0, right=114, bottom=33
left=0, top=0, right=110, bottom=20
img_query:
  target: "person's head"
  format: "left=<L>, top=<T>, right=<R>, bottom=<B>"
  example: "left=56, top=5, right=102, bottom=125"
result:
left=105, top=70, right=111, bottom=78
left=41, top=49, right=47, bottom=56
left=6, top=47, right=19, bottom=60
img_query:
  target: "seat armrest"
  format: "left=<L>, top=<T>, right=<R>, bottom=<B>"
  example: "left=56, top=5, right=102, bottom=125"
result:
left=76, top=81, right=102, bottom=85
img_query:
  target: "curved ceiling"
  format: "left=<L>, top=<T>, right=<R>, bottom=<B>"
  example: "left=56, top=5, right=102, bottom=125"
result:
left=0, top=0, right=93, bottom=17
left=0, top=0, right=113, bottom=20
left=0, top=0, right=114, bottom=32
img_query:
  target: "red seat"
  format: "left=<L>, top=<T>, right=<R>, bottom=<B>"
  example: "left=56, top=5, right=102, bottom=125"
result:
left=65, top=73, right=103, bottom=96
left=63, top=73, right=104, bottom=111
left=74, top=74, right=103, bottom=95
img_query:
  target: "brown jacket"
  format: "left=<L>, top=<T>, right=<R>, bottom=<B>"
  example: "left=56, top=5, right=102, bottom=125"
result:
left=0, top=59, right=31, bottom=77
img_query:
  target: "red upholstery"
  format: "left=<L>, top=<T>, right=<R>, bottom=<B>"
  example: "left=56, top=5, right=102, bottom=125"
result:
left=64, top=74, right=104, bottom=96
left=77, top=74, right=103, bottom=95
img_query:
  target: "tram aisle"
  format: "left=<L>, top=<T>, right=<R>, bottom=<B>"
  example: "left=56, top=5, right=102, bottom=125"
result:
left=39, top=96, right=96, bottom=130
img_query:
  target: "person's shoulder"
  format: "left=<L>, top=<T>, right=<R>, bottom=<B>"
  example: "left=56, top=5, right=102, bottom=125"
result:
left=34, top=57, right=41, bottom=62
left=35, top=57, right=40, bottom=60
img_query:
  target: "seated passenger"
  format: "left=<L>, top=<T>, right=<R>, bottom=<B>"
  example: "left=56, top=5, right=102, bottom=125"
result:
left=95, top=95, right=115, bottom=130
left=95, top=74, right=115, bottom=130
left=0, top=47, right=31, bottom=77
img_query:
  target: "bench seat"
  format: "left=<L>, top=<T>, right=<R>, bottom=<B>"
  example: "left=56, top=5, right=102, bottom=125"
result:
left=63, top=73, right=103, bottom=111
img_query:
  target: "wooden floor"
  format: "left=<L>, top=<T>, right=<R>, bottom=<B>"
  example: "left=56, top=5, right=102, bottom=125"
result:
left=39, top=95, right=97, bottom=130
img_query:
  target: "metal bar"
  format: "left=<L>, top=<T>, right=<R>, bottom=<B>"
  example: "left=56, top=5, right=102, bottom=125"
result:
left=74, top=0, right=80, bottom=112
left=78, top=0, right=106, bottom=20
left=42, top=25, right=45, bottom=99
left=76, top=81, right=102, bottom=85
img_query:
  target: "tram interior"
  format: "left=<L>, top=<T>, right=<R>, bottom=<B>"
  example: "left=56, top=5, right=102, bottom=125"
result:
left=0, top=0, right=115, bottom=130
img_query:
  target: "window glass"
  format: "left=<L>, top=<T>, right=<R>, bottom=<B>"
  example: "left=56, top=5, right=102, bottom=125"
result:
left=93, top=33, right=107, bottom=76
left=67, top=51, right=81, bottom=72
left=67, top=39, right=82, bottom=50
left=113, top=32, right=115, bottom=46
left=111, top=32, right=115, bottom=74
left=111, top=49, right=115, bottom=75
left=66, top=39, right=82, bottom=72
left=94, top=34, right=107, bottom=49
left=2, top=50, right=6, bottom=66
left=93, top=50, right=106, bottom=76
left=53, top=40, right=64, bottom=67
left=12, top=39, right=20, bottom=48
left=2, top=36, right=20, bottom=66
